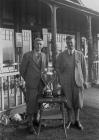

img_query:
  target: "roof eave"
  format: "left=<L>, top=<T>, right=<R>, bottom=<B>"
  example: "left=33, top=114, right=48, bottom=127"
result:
left=40, top=0, right=99, bottom=17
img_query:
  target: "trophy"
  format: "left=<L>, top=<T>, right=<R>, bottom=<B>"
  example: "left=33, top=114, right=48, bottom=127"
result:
left=41, top=62, right=62, bottom=97
left=41, top=40, right=62, bottom=97
left=41, top=62, right=55, bottom=97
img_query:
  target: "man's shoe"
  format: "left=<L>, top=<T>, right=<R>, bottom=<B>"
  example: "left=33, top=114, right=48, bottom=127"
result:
left=66, top=121, right=73, bottom=129
left=74, top=121, right=84, bottom=130
left=41, top=122, right=47, bottom=128
left=28, top=125, right=37, bottom=135
left=33, top=120, right=40, bottom=127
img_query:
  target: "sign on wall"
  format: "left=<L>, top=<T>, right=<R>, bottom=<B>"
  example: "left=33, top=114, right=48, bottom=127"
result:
left=22, top=30, right=32, bottom=54
left=0, top=28, right=15, bottom=64
left=16, top=33, right=22, bottom=48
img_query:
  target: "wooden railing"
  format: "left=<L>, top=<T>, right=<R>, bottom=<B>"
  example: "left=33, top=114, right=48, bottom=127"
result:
left=92, top=60, right=99, bottom=84
left=0, top=64, right=25, bottom=113
left=0, top=60, right=99, bottom=113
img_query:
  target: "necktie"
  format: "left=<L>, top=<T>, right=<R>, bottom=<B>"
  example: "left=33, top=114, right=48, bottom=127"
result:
left=70, top=51, right=72, bottom=55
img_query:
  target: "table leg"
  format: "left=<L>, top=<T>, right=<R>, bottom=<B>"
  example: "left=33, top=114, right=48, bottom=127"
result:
left=37, top=105, right=42, bottom=135
left=61, top=103, right=67, bottom=139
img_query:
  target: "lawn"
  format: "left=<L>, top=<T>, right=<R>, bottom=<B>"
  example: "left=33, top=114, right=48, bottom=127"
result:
left=0, top=105, right=99, bottom=140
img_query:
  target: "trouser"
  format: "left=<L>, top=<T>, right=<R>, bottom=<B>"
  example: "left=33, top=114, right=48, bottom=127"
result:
left=25, top=88, right=39, bottom=125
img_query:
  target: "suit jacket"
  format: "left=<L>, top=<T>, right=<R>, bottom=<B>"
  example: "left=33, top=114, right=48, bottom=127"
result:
left=56, top=49, right=87, bottom=90
left=20, top=51, right=46, bottom=89
left=74, top=50, right=87, bottom=89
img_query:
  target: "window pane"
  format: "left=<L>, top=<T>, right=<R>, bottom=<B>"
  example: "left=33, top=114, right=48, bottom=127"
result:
left=0, top=28, right=15, bottom=64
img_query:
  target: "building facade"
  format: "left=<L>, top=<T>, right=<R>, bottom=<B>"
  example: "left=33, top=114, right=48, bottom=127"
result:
left=0, top=0, right=99, bottom=112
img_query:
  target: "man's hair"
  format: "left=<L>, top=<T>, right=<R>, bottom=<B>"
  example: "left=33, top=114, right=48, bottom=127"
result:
left=33, top=37, right=43, bottom=50
left=66, top=36, right=74, bottom=41
left=66, top=36, right=75, bottom=45
left=34, top=37, right=43, bottom=43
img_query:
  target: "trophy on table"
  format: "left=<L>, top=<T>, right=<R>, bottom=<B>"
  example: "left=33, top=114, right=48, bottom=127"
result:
left=41, top=39, right=62, bottom=97
left=41, top=61, right=62, bottom=98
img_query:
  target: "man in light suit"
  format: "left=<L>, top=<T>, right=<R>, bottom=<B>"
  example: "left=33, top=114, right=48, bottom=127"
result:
left=20, top=38, right=46, bottom=134
left=56, top=36, right=87, bottom=130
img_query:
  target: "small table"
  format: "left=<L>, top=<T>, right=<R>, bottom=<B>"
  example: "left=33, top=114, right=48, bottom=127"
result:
left=37, top=96, right=67, bottom=139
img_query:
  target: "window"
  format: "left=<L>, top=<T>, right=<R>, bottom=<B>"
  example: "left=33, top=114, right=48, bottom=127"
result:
left=0, top=28, right=15, bottom=64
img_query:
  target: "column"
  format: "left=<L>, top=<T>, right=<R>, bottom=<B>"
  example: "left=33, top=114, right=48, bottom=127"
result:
left=40, top=0, right=58, bottom=66
left=0, top=0, right=2, bottom=27
left=76, top=32, right=81, bottom=50
left=0, top=28, right=3, bottom=66
left=96, top=34, right=99, bottom=84
left=50, top=4, right=58, bottom=67
left=87, top=15, right=93, bottom=83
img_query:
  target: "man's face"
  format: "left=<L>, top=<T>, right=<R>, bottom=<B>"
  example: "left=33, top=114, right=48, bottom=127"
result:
left=34, top=40, right=43, bottom=53
left=66, top=38, right=75, bottom=51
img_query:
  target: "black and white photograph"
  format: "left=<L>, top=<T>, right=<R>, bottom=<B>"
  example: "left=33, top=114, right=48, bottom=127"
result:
left=0, top=0, right=99, bottom=140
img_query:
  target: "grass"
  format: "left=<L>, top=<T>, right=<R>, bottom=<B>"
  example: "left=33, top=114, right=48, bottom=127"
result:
left=0, top=105, right=99, bottom=140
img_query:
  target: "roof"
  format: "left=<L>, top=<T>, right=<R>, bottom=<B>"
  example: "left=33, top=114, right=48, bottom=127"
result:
left=40, top=0, right=99, bottom=17
left=70, top=0, right=84, bottom=5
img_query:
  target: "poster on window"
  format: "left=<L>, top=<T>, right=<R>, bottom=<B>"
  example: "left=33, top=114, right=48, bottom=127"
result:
left=16, top=33, right=22, bottom=48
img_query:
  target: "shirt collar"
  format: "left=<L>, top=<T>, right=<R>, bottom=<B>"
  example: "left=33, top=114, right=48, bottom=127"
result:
left=68, top=49, right=75, bottom=55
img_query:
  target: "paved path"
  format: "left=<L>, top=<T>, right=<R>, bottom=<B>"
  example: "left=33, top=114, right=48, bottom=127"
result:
left=84, top=87, right=99, bottom=109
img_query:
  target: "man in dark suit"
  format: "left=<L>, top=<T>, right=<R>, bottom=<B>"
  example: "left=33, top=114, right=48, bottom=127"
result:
left=56, top=36, right=87, bottom=130
left=20, top=38, right=46, bottom=134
